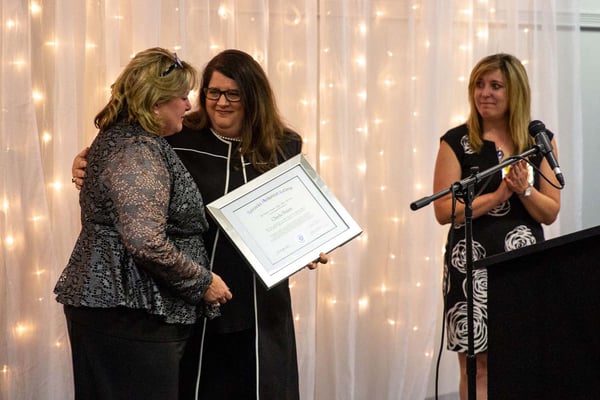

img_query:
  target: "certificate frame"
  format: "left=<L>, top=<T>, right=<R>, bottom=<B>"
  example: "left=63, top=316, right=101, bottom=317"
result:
left=206, top=154, right=362, bottom=289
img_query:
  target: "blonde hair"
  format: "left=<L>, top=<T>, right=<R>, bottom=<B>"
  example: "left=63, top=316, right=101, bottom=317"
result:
left=94, top=47, right=198, bottom=135
left=466, top=53, right=534, bottom=154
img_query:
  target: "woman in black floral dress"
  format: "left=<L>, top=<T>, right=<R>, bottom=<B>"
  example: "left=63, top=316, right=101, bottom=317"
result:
left=433, top=53, right=561, bottom=399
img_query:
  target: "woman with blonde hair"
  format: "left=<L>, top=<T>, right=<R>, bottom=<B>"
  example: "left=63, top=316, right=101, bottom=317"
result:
left=55, top=47, right=231, bottom=399
left=433, top=53, right=561, bottom=399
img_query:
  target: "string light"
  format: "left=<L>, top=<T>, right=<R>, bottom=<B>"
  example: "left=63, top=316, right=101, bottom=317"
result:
left=30, top=215, right=44, bottom=225
left=14, top=322, right=34, bottom=338
left=358, top=23, right=367, bottom=35
left=284, top=7, right=302, bottom=26
left=32, top=90, right=44, bottom=102
left=51, top=180, right=64, bottom=191
left=357, top=233, right=368, bottom=243
left=358, top=297, right=369, bottom=310
left=41, top=131, right=52, bottom=143
left=30, top=2, right=41, bottom=14
left=3, top=235, right=15, bottom=247
left=218, top=5, right=230, bottom=19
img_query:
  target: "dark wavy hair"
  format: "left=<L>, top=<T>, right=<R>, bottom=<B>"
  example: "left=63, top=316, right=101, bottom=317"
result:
left=185, top=49, right=294, bottom=172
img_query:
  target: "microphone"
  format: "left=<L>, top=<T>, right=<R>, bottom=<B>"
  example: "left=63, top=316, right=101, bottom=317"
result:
left=528, top=120, right=565, bottom=187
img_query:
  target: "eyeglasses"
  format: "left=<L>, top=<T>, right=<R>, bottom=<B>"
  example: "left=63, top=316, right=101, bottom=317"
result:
left=160, top=54, right=183, bottom=77
left=203, top=87, right=242, bottom=102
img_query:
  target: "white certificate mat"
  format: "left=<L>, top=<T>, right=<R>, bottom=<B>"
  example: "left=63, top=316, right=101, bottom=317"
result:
left=206, top=154, right=362, bottom=288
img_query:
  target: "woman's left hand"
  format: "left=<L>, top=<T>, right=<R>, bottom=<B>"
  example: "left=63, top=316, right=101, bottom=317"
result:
left=504, top=159, right=530, bottom=196
left=306, top=252, right=328, bottom=270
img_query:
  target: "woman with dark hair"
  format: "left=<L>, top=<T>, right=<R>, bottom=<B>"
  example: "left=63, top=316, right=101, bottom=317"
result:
left=168, top=49, right=322, bottom=400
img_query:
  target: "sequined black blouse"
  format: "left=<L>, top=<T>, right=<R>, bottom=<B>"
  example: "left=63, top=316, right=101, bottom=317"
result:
left=54, top=121, right=214, bottom=324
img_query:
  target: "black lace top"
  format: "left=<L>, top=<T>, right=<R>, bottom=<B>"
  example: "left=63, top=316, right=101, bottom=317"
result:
left=54, top=121, right=215, bottom=324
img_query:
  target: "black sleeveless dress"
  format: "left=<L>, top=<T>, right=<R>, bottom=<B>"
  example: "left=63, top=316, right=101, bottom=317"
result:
left=441, top=124, right=547, bottom=353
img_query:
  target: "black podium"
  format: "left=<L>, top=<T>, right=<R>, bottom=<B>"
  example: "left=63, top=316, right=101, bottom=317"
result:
left=476, top=225, right=600, bottom=400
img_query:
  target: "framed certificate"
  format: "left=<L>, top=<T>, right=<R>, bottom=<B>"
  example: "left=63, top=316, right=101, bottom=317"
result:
left=206, top=154, right=362, bottom=289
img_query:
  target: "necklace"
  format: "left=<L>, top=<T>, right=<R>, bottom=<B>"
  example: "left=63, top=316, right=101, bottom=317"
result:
left=496, top=147, right=504, bottom=160
left=211, top=128, right=242, bottom=142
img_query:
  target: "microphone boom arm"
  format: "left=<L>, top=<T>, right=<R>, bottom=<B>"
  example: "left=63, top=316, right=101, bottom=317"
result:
left=410, top=146, right=540, bottom=211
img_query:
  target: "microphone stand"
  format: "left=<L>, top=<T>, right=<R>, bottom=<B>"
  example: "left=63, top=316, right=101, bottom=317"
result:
left=411, top=146, right=540, bottom=400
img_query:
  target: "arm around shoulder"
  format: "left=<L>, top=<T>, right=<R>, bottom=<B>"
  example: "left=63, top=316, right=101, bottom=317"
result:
left=71, top=146, right=90, bottom=190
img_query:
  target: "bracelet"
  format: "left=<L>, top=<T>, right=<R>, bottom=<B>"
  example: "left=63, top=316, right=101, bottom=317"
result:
left=519, top=183, right=533, bottom=198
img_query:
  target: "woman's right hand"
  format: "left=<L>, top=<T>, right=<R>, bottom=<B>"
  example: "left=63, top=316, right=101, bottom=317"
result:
left=495, top=178, right=514, bottom=203
left=203, top=272, right=233, bottom=305
left=71, top=147, right=89, bottom=190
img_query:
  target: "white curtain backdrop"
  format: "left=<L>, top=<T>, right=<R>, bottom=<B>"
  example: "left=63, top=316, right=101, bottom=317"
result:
left=0, top=1, right=581, bottom=399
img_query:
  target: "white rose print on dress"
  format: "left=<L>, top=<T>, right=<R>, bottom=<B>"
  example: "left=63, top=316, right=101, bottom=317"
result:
left=450, top=239, right=487, bottom=274
left=446, top=300, right=488, bottom=352
left=488, top=201, right=510, bottom=217
left=462, top=267, right=487, bottom=305
left=504, top=225, right=537, bottom=251
left=460, top=135, right=475, bottom=155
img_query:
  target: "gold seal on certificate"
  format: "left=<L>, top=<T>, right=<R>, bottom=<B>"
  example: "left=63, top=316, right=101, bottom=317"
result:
left=206, top=154, right=362, bottom=288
